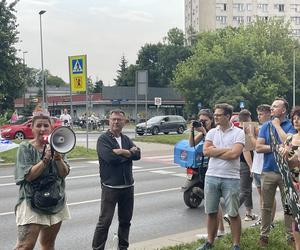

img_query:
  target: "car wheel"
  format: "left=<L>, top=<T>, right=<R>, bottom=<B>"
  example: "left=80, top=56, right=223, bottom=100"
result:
left=15, top=131, right=25, bottom=140
left=163, top=132, right=169, bottom=134
left=177, top=126, right=184, bottom=134
left=137, top=133, right=144, bottom=136
left=152, top=126, right=159, bottom=135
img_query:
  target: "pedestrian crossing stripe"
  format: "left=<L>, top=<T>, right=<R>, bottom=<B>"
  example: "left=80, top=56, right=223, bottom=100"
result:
left=72, top=59, right=83, bottom=74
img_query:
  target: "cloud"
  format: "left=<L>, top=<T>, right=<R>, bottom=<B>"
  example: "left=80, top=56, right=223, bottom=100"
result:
left=89, top=6, right=153, bottom=23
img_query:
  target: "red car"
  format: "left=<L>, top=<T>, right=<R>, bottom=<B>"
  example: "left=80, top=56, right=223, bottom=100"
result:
left=0, top=117, right=62, bottom=140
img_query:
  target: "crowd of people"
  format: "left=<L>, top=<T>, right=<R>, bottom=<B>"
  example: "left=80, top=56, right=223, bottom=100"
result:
left=194, top=98, right=300, bottom=250
left=12, top=98, right=300, bottom=250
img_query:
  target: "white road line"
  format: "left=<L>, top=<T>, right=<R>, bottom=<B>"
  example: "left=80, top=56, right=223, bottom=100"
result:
left=0, top=187, right=181, bottom=216
left=0, top=166, right=182, bottom=187
left=151, top=170, right=175, bottom=175
left=0, top=175, right=13, bottom=179
left=172, top=173, right=187, bottom=178
left=143, top=155, right=173, bottom=159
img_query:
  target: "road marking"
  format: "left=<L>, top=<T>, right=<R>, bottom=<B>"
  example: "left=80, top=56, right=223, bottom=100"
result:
left=151, top=170, right=175, bottom=175
left=0, top=166, right=182, bottom=187
left=0, top=187, right=181, bottom=216
left=172, top=173, right=187, bottom=178
left=0, top=175, right=13, bottom=179
left=143, top=155, right=173, bottom=159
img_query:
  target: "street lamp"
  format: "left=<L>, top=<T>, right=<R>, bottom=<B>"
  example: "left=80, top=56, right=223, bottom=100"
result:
left=293, top=47, right=296, bottom=108
left=39, top=10, right=46, bottom=109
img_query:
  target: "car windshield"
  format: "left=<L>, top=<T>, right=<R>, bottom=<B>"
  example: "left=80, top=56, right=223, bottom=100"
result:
left=147, top=116, right=164, bottom=123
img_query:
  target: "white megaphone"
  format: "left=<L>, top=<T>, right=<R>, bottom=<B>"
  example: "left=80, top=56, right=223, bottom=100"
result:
left=43, top=126, right=76, bottom=154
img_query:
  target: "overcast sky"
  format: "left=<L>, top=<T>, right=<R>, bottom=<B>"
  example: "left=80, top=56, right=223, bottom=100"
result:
left=13, top=0, right=184, bottom=86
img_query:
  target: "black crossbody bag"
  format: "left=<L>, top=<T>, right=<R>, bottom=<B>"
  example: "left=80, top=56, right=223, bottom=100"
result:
left=30, top=145, right=65, bottom=214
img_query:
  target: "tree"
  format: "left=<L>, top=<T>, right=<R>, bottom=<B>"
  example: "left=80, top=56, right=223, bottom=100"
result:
left=0, top=0, right=24, bottom=113
left=163, top=27, right=185, bottom=46
left=114, top=55, right=129, bottom=86
left=113, top=28, right=191, bottom=88
left=93, top=79, right=104, bottom=93
left=173, top=19, right=297, bottom=115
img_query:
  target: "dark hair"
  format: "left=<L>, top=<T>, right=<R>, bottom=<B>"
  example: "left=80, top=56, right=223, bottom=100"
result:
left=256, top=104, right=271, bottom=113
left=198, top=108, right=213, bottom=120
left=239, top=109, right=251, bottom=122
left=214, top=103, right=233, bottom=117
left=109, top=109, right=126, bottom=117
left=274, top=97, right=289, bottom=113
left=290, top=106, right=300, bottom=126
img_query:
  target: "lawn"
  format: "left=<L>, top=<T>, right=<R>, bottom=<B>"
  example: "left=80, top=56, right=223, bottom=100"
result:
left=161, top=221, right=294, bottom=250
left=133, top=133, right=189, bottom=145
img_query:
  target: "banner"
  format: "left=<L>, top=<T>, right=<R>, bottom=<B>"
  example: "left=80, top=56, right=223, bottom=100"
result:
left=270, top=127, right=300, bottom=228
left=68, top=55, right=87, bottom=92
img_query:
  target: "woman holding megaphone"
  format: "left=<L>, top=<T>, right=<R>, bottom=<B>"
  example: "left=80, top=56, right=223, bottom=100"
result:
left=14, top=105, right=71, bottom=250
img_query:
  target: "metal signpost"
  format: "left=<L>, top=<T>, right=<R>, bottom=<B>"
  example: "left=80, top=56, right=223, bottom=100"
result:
left=69, top=55, right=88, bottom=149
left=136, top=70, right=148, bottom=134
left=155, top=97, right=162, bottom=115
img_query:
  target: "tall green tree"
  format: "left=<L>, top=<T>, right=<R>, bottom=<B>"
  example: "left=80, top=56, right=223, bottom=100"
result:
left=173, top=19, right=298, bottom=115
left=93, top=79, right=104, bottom=93
left=0, top=0, right=24, bottom=113
left=113, top=28, right=191, bottom=87
left=115, top=55, right=129, bottom=86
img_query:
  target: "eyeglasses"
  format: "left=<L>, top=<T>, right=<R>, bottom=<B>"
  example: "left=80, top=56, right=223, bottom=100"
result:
left=213, top=113, right=225, bottom=117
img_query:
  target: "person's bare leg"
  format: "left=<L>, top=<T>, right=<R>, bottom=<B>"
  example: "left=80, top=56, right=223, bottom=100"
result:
left=230, top=215, right=241, bottom=246
left=14, top=224, right=41, bottom=250
left=39, top=222, right=62, bottom=250
left=207, top=213, right=218, bottom=243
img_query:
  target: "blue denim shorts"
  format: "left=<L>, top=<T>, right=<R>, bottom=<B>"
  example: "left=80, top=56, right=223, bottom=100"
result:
left=253, top=173, right=261, bottom=188
left=204, top=176, right=240, bottom=217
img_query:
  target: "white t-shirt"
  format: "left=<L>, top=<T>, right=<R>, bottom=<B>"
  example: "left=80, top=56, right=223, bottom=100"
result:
left=60, top=114, right=72, bottom=124
left=205, top=124, right=245, bottom=179
left=115, top=136, right=122, bottom=148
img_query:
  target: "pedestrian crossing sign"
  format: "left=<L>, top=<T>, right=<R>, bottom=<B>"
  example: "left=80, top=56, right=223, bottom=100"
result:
left=69, top=55, right=87, bottom=92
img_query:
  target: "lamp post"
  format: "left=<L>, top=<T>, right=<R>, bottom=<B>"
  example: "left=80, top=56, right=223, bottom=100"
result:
left=293, top=47, right=296, bottom=108
left=39, top=10, right=46, bottom=109
left=22, top=51, right=28, bottom=107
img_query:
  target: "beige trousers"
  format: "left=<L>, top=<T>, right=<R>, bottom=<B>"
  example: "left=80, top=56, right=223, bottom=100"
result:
left=260, top=171, right=293, bottom=238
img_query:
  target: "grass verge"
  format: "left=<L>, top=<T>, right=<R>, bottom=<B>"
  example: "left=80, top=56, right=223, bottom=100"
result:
left=0, top=144, right=97, bottom=164
left=160, top=221, right=293, bottom=250
left=133, top=133, right=189, bottom=145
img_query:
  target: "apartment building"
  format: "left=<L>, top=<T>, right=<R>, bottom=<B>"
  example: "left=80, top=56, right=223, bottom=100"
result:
left=185, top=0, right=300, bottom=41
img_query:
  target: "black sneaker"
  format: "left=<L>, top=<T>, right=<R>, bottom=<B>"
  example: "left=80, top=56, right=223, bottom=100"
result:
left=195, top=241, right=213, bottom=250
left=232, top=245, right=240, bottom=250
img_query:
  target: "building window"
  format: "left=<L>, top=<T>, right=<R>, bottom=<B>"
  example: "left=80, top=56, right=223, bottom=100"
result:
left=258, top=4, right=268, bottom=12
left=292, top=16, right=300, bottom=25
left=216, top=3, right=227, bottom=11
left=216, top=16, right=227, bottom=24
left=247, top=4, right=252, bottom=11
left=278, top=4, right=285, bottom=12
left=293, top=29, right=300, bottom=36
left=233, top=16, right=244, bottom=24
left=233, top=3, right=245, bottom=11
left=247, top=16, right=252, bottom=23
left=291, top=4, right=300, bottom=13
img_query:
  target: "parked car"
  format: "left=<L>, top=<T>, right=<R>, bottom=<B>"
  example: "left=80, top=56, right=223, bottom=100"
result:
left=0, top=117, right=62, bottom=140
left=135, top=115, right=187, bottom=136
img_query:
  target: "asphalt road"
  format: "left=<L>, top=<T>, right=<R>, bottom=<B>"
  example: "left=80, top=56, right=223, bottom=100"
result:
left=0, top=131, right=283, bottom=250
left=0, top=144, right=208, bottom=250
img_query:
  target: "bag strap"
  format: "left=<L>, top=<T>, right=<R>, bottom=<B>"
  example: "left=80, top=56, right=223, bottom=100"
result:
left=40, top=144, right=54, bottom=173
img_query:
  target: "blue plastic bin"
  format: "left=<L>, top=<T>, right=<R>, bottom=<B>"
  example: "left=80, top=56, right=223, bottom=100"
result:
left=174, top=139, right=207, bottom=168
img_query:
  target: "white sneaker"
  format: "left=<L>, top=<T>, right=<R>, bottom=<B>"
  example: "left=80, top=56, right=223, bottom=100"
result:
left=217, top=230, right=225, bottom=237
left=244, top=213, right=258, bottom=221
